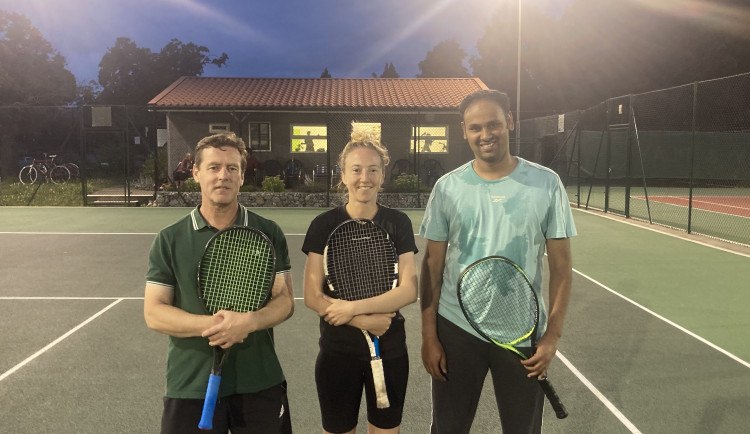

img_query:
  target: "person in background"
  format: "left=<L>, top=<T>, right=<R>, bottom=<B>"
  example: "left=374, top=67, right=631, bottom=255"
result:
left=173, top=152, right=193, bottom=188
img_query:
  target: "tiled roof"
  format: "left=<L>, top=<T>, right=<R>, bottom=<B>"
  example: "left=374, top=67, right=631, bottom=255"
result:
left=148, top=77, right=488, bottom=110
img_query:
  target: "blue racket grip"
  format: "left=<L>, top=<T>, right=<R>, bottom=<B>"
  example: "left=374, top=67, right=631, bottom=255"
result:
left=372, top=336, right=381, bottom=357
left=198, top=374, right=221, bottom=430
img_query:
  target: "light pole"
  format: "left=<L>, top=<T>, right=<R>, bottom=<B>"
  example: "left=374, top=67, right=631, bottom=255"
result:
left=515, top=0, right=522, bottom=155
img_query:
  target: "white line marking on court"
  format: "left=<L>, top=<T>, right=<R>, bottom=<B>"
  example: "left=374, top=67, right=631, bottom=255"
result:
left=0, top=297, right=143, bottom=300
left=575, top=269, right=750, bottom=369
left=0, top=232, right=158, bottom=235
left=0, top=299, right=123, bottom=383
left=556, top=351, right=642, bottom=433
left=572, top=208, right=750, bottom=258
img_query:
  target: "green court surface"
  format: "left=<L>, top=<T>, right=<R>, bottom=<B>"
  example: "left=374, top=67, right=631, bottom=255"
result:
left=1, top=206, right=749, bottom=433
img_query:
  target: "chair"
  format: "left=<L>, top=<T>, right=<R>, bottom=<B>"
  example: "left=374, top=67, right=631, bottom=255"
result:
left=390, top=159, right=413, bottom=183
left=283, top=159, right=304, bottom=188
left=312, top=164, right=328, bottom=184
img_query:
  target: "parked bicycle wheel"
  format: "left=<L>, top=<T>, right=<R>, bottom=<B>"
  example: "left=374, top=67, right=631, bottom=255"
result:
left=50, top=165, right=71, bottom=184
left=19, top=165, right=38, bottom=185
left=64, top=163, right=80, bottom=178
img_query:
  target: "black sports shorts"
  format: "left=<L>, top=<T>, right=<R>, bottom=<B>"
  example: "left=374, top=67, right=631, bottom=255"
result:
left=315, top=350, right=409, bottom=433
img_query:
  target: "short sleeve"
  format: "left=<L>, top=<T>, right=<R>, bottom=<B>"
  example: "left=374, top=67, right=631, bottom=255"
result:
left=419, top=184, right=449, bottom=242
left=270, top=223, right=292, bottom=272
left=145, top=232, right=176, bottom=287
left=544, top=176, right=577, bottom=239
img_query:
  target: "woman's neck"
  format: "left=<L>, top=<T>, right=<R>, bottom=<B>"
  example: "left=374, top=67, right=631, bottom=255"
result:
left=345, top=201, right=378, bottom=220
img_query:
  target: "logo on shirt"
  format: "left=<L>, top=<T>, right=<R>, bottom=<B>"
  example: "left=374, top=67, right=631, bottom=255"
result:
left=491, top=195, right=505, bottom=203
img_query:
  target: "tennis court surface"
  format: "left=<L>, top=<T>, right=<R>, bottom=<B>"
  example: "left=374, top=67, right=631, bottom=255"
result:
left=1, top=207, right=749, bottom=433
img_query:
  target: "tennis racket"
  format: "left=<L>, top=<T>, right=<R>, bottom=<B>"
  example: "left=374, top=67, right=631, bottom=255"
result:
left=457, top=256, right=568, bottom=419
left=197, top=226, right=277, bottom=430
left=323, top=218, right=399, bottom=409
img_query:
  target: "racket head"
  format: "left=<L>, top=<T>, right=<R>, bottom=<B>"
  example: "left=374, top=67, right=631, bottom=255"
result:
left=323, top=218, right=398, bottom=301
left=198, top=226, right=276, bottom=314
left=457, top=256, right=539, bottom=348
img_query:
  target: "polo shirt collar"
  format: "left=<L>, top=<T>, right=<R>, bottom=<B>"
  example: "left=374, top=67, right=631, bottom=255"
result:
left=190, top=204, right=249, bottom=231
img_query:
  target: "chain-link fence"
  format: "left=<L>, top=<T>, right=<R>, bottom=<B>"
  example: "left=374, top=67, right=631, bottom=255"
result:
left=0, top=105, right=163, bottom=206
left=521, top=72, right=750, bottom=246
left=1, top=105, right=471, bottom=207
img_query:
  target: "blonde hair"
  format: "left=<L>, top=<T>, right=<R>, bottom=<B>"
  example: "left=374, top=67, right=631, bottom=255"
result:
left=194, top=133, right=248, bottom=172
left=336, top=127, right=390, bottom=193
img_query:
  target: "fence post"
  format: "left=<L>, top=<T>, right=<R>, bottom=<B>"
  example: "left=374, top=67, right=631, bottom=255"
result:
left=687, top=82, right=698, bottom=234
left=625, top=95, right=634, bottom=218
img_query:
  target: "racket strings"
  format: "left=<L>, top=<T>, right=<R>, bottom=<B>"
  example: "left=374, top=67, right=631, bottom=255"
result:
left=326, top=221, right=397, bottom=301
left=459, top=261, right=537, bottom=345
left=200, top=230, right=274, bottom=314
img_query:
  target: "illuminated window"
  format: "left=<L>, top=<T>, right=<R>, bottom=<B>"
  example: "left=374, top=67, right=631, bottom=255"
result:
left=248, top=122, right=271, bottom=152
left=291, top=125, right=327, bottom=153
left=410, top=125, right=449, bottom=153
left=351, top=122, right=382, bottom=141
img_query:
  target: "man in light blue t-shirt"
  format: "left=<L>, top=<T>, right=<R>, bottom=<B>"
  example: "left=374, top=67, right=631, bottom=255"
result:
left=419, top=89, right=577, bottom=434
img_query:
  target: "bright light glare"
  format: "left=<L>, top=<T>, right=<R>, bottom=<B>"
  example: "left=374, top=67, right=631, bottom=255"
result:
left=631, top=0, right=750, bottom=40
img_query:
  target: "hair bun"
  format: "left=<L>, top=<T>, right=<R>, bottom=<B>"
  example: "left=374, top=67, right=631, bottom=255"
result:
left=350, top=128, right=375, bottom=143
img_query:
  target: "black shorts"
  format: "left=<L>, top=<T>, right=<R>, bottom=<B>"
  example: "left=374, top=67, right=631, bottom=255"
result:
left=160, top=382, right=292, bottom=434
left=315, top=350, right=409, bottom=433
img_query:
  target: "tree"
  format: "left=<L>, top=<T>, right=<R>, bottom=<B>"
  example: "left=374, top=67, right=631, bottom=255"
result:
left=0, top=11, right=77, bottom=177
left=320, top=67, right=332, bottom=78
left=375, top=62, right=400, bottom=78
left=0, top=11, right=76, bottom=106
left=96, top=37, right=228, bottom=105
left=417, top=40, right=470, bottom=78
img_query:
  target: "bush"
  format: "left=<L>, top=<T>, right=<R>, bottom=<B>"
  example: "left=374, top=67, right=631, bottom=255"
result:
left=389, top=174, right=428, bottom=192
left=165, top=178, right=200, bottom=192
left=262, top=175, right=285, bottom=192
left=240, top=184, right=259, bottom=192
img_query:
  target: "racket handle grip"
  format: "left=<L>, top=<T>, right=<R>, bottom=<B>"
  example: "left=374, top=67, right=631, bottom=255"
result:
left=538, top=377, right=568, bottom=419
left=198, top=374, right=222, bottom=430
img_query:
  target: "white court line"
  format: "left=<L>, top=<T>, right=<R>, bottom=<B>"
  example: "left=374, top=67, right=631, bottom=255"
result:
left=0, top=232, right=311, bottom=236
left=1, top=296, right=304, bottom=301
left=0, top=299, right=123, bottom=383
left=0, top=232, right=158, bottom=235
left=571, top=208, right=750, bottom=258
left=0, top=296, right=143, bottom=300
left=575, top=269, right=750, bottom=369
left=556, top=351, right=642, bottom=433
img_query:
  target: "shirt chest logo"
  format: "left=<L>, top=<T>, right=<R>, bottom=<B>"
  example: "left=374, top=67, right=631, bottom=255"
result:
left=490, top=195, right=506, bottom=203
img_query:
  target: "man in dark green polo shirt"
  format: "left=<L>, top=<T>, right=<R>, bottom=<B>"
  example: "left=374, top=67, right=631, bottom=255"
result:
left=144, top=132, right=294, bottom=433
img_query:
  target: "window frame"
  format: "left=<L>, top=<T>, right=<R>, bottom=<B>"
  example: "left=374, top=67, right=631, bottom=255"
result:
left=290, top=124, right=328, bottom=153
left=410, top=124, right=450, bottom=153
left=209, top=122, right=231, bottom=134
left=248, top=122, right=272, bottom=152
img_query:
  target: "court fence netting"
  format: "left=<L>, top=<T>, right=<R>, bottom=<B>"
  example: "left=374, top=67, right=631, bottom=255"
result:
left=1, top=73, right=748, bottom=246
left=518, top=72, right=750, bottom=247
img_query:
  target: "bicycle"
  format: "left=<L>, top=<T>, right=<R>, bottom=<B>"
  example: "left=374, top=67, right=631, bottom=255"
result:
left=18, top=154, right=71, bottom=185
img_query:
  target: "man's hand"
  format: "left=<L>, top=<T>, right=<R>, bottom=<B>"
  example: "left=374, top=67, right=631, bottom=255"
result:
left=201, top=310, right=254, bottom=349
left=422, top=336, right=448, bottom=382
left=520, top=334, right=559, bottom=379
